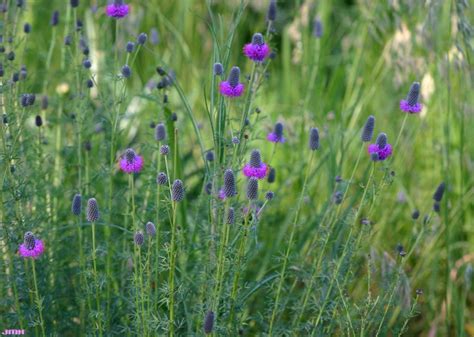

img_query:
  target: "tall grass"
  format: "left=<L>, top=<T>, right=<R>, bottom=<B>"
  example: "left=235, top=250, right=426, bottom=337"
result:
left=0, top=0, right=472, bottom=336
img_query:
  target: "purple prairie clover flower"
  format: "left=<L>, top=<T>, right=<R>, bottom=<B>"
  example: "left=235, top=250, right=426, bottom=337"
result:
left=243, top=33, right=271, bottom=62
left=219, top=66, right=244, bottom=98
left=367, top=133, right=393, bottom=161
left=400, top=82, right=422, bottom=113
left=119, top=148, right=144, bottom=174
left=203, top=310, right=215, bottom=334
left=19, top=232, right=45, bottom=259
left=105, top=0, right=129, bottom=18
left=243, top=150, right=269, bottom=179
left=267, top=122, right=285, bottom=143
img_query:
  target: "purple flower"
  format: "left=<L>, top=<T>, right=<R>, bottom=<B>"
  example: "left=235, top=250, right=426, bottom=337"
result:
left=400, top=82, right=422, bottom=113
left=219, top=66, right=244, bottom=98
left=267, top=122, right=285, bottom=143
left=19, top=232, right=45, bottom=259
left=243, top=33, right=271, bottom=62
left=105, top=1, right=129, bottom=18
left=367, top=133, right=393, bottom=161
left=119, top=148, right=144, bottom=173
left=242, top=150, right=269, bottom=179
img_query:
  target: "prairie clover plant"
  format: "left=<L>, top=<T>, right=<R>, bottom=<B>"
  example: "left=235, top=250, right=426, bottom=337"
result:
left=0, top=1, right=468, bottom=337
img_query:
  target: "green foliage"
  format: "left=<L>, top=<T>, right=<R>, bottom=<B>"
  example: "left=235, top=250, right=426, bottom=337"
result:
left=0, top=0, right=472, bottom=336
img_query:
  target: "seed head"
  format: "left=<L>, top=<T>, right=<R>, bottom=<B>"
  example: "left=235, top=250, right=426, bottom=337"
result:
left=411, top=209, right=420, bottom=220
left=24, top=23, right=31, bottom=33
left=71, top=194, right=81, bottom=215
left=205, top=182, right=213, bottom=195
left=157, top=172, right=168, bottom=185
left=206, top=151, right=215, bottom=162
left=333, top=191, right=343, bottom=204
left=375, top=133, right=387, bottom=149
left=231, top=136, right=240, bottom=145
left=121, top=65, right=131, bottom=78
left=249, top=149, right=262, bottom=168
left=247, top=177, right=259, bottom=200
left=361, top=115, right=375, bottom=142
left=309, top=127, right=320, bottom=150
left=265, top=191, right=274, bottom=200
left=71, top=0, right=79, bottom=8
left=145, top=222, right=156, bottom=236
left=35, top=115, right=43, bottom=127
left=134, top=231, right=144, bottom=246
left=126, top=41, right=135, bottom=53
left=228, top=66, right=241, bottom=87
left=313, top=17, right=323, bottom=38
left=433, top=182, right=445, bottom=202
left=267, top=0, right=277, bottom=21
left=86, top=198, right=99, bottom=222
left=433, top=202, right=440, bottom=213
left=137, top=32, right=147, bottom=45
left=24, top=232, right=36, bottom=250
left=86, top=79, right=94, bottom=88
left=51, top=10, right=59, bottom=26
left=213, top=62, right=223, bottom=76
left=267, top=167, right=276, bottom=183
left=160, top=145, right=170, bottom=156
left=172, top=179, right=185, bottom=202
left=203, top=310, right=215, bottom=334
left=83, top=59, right=91, bottom=69
left=41, top=96, right=48, bottom=110
left=155, top=123, right=166, bottom=141
left=227, top=207, right=235, bottom=225
left=223, top=169, right=237, bottom=198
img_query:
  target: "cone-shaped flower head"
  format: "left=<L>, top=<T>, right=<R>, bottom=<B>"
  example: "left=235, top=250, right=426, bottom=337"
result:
left=155, top=123, right=166, bottom=141
left=72, top=193, right=82, bottom=216
left=367, top=132, right=393, bottom=161
left=267, top=167, right=276, bottom=183
left=400, top=82, right=422, bottom=113
left=433, top=182, right=445, bottom=202
left=267, top=122, right=285, bottom=143
left=213, top=62, right=223, bottom=76
left=86, top=198, right=100, bottom=222
left=223, top=169, right=237, bottom=198
left=243, top=33, right=271, bottom=62
left=219, top=66, right=244, bottom=97
left=172, top=179, right=185, bottom=202
left=121, top=65, right=131, bottom=78
left=206, top=151, right=215, bottom=162
left=134, top=231, right=144, bottom=246
left=247, top=177, right=259, bottom=200
left=106, top=0, right=129, bottom=18
left=227, top=207, right=235, bottom=225
left=160, top=145, right=170, bottom=156
left=265, top=191, right=274, bottom=200
left=119, top=148, right=144, bottom=173
left=309, top=127, right=320, bottom=150
left=157, top=172, right=168, bottom=185
left=203, top=310, right=215, bottom=334
left=411, top=210, right=420, bottom=220
left=145, top=222, right=156, bottom=236
left=19, top=232, right=45, bottom=259
left=361, top=115, right=375, bottom=142
left=267, top=0, right=277, bottom=21
left=313, top=17, right=323, bottom=38
left=137, top=32, right=147, bottom=45
left=243, top=150, right=268, bottom=179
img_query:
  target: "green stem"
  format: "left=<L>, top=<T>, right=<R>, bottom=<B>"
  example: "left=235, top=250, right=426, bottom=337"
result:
left=311, top=163, right=375, bottom=333
left=268, top=151, right=315, bottom=335
left=32, top=259, right=46, bottom=337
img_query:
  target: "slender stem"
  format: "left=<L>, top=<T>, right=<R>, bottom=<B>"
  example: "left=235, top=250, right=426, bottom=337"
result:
left=311, top=163, right=375, bottom=333
left=168, top=201, right=177, bottom=337
left=91, top=221, right=103, bottom=336
left=268, top=151, right=315, bottom=335
left=394, top=113, right=408, bottom=150
left=31, top=259, right=46, bottom=337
